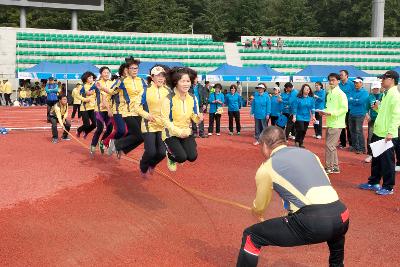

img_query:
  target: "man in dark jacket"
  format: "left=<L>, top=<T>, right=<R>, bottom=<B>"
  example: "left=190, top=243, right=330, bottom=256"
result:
left=190, top=77, right=208, bottom=138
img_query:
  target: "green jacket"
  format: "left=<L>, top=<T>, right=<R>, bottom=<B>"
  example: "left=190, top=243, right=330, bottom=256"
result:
left=373, top=86, right=400, bottom=138
left=325, top=86, right=348, bottom=128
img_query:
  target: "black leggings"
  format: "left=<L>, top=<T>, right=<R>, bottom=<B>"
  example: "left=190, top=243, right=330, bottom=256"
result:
left=208, top=113, right=221, bottom=133
left=237, top=201, right=349, bottom=267
left=77, top=109, right=96, bottom=135
left=71, top=104, right=81, bottom=119
left=283, top=113, right=296, bottom=138
left=140, top=132, right=166, bottom=172
left=164, top=135, right=197, bottom=163
left=228, top=111, right=241, bottom=133
left=295, top=120, right=309, bottom=146
left=4, top=93, right=12, bottom=105
left=91, top=111, right=113, bottom=146
left=115, top=116, right=143, bottom=154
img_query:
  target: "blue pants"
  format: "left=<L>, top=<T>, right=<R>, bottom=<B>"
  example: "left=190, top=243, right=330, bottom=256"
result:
left=254, top=118, right=267, bottom=141
left=349, top=115, right=365, bottom=152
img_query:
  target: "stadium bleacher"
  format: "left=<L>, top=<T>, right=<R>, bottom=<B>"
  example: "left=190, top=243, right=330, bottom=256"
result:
left=238, top=38, right=400, bottom=75
left=15, top=31, right=227, bottom=75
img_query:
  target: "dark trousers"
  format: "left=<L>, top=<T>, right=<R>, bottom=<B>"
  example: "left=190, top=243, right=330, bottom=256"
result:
left=0, top=93, right=3, bottom=105
left=71, top=104, right=81, bottom=119
left=349, top=115, right=365, bottom=152
left=314, top=112, right=323, bottom=136
left=103, top=114, right=127, bottom=147
left=140, top=132, right=166, bottom=172
left=192, top=119, right=205, bottom=136
left=295, top=121, right=309, bottom=146
left=283, top=113, right=296, bottom=139
left=228, top=111, right=241, bottom=133
left=270, top=115, right=278, bottom=126
left=50, top=116, right=71, bottom=139
left=208, top=113, right=221, bottom=133
left=395, top=128, right=400, bottom=166
left=164, top=135, right=197, bottom=163
left=368, top=134, right=396, bottom=190
left=46, top=100, right=58, bottom=120
left=237, top=201, right=349, bottom=267
left=91, top=111, right=113, bottom=146
left=340, top=112, right=352, bottom=147
left=366, top=120, right=375, bottom=155
left=4, top=93, right=12, bottom=106
left=77, top=109, right=96, bottom=135
left=115, top=116, right=143, bottom=154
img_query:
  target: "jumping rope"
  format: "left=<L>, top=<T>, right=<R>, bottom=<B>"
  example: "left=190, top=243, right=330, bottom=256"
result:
left=62, top=126, right=252, bottom=212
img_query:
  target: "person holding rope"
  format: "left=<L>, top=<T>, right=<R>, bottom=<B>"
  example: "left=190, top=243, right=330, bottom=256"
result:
left=76, top=71, right=97, bottom=139
left=108, top=58, right=147, bottom=158
left=161, top=67, right=203, bottom=172
left=135, top=65, right=171, bottom=178
left=49, top=94, right=71, bottom=144
left=236, top=126, right=349, bottom=267
left=90, top=66, right=114, bottom=156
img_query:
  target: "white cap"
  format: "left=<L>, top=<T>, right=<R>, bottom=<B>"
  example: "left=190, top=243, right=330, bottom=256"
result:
left=371, top=81, right=381, bottom=89
left=353, top=78, right=363, bottom=83
left=273, top=86, right=280, bottom=91
left=255, top=84, right=266, bottom=89
left=150, top=66, right=165, bottom=76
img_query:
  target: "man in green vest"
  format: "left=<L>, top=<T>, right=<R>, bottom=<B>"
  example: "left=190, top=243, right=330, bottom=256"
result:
left=318, top=73, right=348, bottom=174
left=359, top=70, right=400, bottom=195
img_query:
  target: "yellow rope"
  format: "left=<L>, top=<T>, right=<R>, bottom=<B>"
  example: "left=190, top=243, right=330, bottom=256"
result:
left=64, top=127, right=251, bottom=211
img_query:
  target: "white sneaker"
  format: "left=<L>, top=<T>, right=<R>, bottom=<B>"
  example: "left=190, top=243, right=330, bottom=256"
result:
left=312, top=134, right=317, bottom=138
left=316, top=135, right=322, bottom=139
left=364, top=155, right=372, bottom=163
left=396, top=166, right=400, bottom=172
left=208, top=133, right=212, bottom=136
left=107, top=139, right=116, bottom=156
left=253, top=141, right=259, bottom=146
left=290, top=136, right=295, bottom=140
left=216, top=133, right=220, bottom=136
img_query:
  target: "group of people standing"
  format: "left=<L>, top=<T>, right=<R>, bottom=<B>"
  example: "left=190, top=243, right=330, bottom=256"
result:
left=50, top=60, right=203, bottom=176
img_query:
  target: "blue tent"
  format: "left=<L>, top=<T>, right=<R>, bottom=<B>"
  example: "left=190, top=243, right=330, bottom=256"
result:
left=17, top=61, right=99, bottom=80
left=392, top=66, right=400, bottom=73
left=137, top=61, right=184, bottom=78
left=206, top=64, right=290, bottom=82
left=293, top=65, right=374, bottom=83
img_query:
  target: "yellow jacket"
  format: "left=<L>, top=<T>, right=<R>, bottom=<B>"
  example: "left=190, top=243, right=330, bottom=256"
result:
left=50, top=102, right=68, bottom=125
left=76, top=83, right=96, bottom=111
left=19, top=89, right=26, bottom=98
left=25, top=89, right=32, bottom=98
left=71, top=86, right=82, bottom=105
left=96, top=79, right=114, bottom=112
left=3, top=81, right=12, bottom=94
left=40, top=87, right=47, bottom=97
left=118, top=76, right=147, bottom=117
left=136, top=83, right=171, bottom=133
left=0, top=82, right=3, bottom=93
left=160, top=90, right=201, bottom=140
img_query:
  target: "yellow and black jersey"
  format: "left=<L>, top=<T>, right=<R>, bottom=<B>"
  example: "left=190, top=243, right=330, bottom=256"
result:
left=117, top=76, right=147, bottom=117
left=253, top=145, right=339, bottom=215
left=50, top=102, right=68, bottom=124
left=136, top=84, right=171, bottom=133
left=160, top=89, right=201, bottom=140
left=76, top=83, right=96, bottom=111
left=96, top=79, right=114, bottom=112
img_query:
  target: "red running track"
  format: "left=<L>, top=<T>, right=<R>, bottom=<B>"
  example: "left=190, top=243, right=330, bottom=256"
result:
left=0, top=114, right=399, bottom=266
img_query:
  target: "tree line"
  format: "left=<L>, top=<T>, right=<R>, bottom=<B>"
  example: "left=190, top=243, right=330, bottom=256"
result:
left=0, top=0, right=399, bottom=41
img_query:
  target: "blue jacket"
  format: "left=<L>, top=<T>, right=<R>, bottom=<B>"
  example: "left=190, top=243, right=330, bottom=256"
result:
left=293, top=96, right=315, bottom=122
left=251, top=92, right=271, bottom=119
left=281, top=92, right=290, bottom=114
left=339, top=81, right=355, bottom=104
left=208, top=92, right=224, bottom=113
left=314, top=89, right=326, bottom=110
left=270, top=95, right=283, bottom=116
left=289, top=89, right=298, bottom=114
left=348, top=88, right=369, bottom=116
left=225, top=92, right=242, bottom=112
left=45, top=83, right=59, bottom=101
